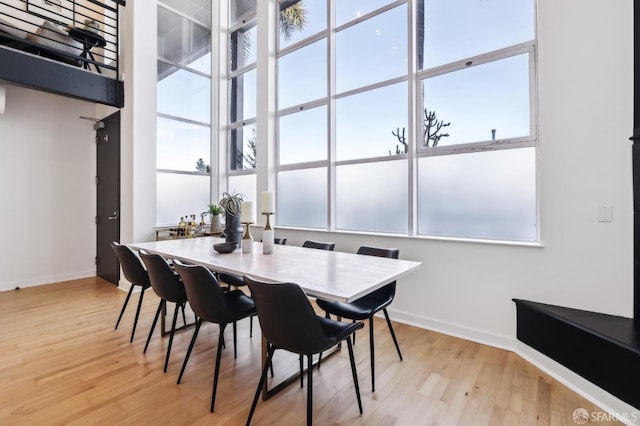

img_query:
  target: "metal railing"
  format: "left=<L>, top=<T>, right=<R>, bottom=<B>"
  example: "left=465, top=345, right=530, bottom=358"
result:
left=0, top=0, right=122, bottom=77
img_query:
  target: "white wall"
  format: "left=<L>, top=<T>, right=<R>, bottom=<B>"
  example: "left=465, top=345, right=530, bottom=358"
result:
left=0, top=84, right=98, bottom=291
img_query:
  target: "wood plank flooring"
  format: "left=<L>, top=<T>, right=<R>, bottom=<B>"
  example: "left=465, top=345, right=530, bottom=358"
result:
left=0, top=277, right=617, bottom=425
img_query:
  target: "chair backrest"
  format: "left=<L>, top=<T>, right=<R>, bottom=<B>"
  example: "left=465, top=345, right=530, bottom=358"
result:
left=139, top=251, right=186, bottom=303
left=173, top=260, right=233, bottom=324
left=111, top=242, right=149, bottom=287
left=357, top=245, right=400, bottom=299
left=244, top=276, right=330, bottom=355
left=274, top=238, right=287, bottom=245
left=302, top=240, right=335, bottom=251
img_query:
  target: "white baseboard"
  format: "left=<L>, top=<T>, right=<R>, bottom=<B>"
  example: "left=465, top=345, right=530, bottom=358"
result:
left=1, top=269, right=96, bottom=292
left=387, top=307, right=640, bottom=425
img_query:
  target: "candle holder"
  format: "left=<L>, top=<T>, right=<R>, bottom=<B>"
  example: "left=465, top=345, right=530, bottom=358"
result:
left=242, top=222, right=254, bottom=253
left=262, top=213, right=274, bottom=254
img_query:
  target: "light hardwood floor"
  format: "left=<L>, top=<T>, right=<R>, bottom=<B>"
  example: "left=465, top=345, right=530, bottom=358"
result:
left=0, top=277, right=617, bottom=425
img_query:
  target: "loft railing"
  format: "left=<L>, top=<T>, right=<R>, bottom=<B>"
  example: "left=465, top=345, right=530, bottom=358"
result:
left=0, top=0, right=122, bottom=77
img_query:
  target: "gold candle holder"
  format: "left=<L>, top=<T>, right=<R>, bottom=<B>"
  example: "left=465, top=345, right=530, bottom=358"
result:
left=242, top=222, right=254, bottom=240
left=263, top=213, right=273, bottom=230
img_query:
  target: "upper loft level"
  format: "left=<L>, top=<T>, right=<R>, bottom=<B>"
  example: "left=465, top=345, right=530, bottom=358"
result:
left=0, top=0, right=124, bottom=107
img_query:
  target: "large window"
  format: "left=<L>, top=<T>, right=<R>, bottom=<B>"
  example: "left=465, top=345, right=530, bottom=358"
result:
left=156, top=1, right=212, bottom=226
left=271, top=0, right=537, bottom=241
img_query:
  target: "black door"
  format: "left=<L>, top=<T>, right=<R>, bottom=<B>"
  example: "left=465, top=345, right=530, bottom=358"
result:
left=96, top=111, right=121, bottom=285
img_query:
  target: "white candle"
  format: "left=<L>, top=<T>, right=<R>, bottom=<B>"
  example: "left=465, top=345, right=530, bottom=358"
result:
left=241, top=201, right=256, bottom=223
left=262, top=191, right=275, bottom=214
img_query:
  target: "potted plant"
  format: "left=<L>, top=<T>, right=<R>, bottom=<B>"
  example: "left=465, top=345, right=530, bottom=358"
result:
left=219, top=192, right=245, bottom=244
left=206, top=204, right=224, bottom=233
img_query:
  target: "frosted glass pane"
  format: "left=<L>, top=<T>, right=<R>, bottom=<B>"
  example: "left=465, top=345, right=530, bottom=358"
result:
left=158, top=6, right=211, bottom=74
left=279, top=0, right=327, bottom=50
left=417, top=148, right=536, bottom=241
left=157, top=64, right=211, bottom=124
left=227, top=174, right=257, bottom=205
left=336, top=82, right=407, bottom=161
left=336, top=161, right=407, bottom=233
left=157, top=118, right=210, bottom=172
left=230, top=24, right=257, bottom=71
left=229, top=68, right=257, bottom=122
left=336, top=0, right=395, bottom=26
left=229, top=123, right=256, bottom=170
left=157, top=173, right=210, bottom=226
left=278, top=168, right=327, bottom=228
left=279, top=106, right=327, bottom=165
left=420, top=0, right=534, bottom=69
left=278, top=39, right=327, bottom=110
left=230, top=0, right=256, bottom=25
left=336, top=4, right=407, bottom=94
left=422, top=54, right=530, bottom=147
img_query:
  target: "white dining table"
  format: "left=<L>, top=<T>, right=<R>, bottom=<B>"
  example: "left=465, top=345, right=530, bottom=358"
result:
left=128, top=236, right=422, bottom=303
left=128, top=236, right=422, bottom=399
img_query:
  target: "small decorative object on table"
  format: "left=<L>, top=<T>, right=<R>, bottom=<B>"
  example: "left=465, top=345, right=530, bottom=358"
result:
left=219, top=192, right=245, bottom=245
left=241, top=201, right=256, bottom=253
left=83, top=19, right=100, bottom=34
left=213, top=242, right=237, bottom=254
left=261, top=191, right=275, bottom=254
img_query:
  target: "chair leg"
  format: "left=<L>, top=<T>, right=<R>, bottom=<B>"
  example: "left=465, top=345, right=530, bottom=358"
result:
left=299, top=355, right=304, bottom=387
left=247, top=344, right=275, bottom=425
left=181, top=302, right=187, bottom=326
left=163, top=302, right=180, bottom=373
left=346, top=337, right=363, bottom=414
left=233, top=321, right=238, bottom=359
left=307, top=354, right=313, bottom=426
left=177, top=318, right=202, bottom=384
left=383, top=308, right=403, bottom=361
left=115, top=285, right=134, bottom=330
left=369, top=317, right=375, bottom=392
left=144, top=300, right=164, bottom=354
left=249, top=315, right=253, bottom=337
left=130, top=286, right=146, bottom=343
left=211, top=323, right=227, bottom=412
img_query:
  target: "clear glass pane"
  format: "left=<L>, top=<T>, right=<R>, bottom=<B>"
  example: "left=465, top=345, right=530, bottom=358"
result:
left=420, top=0, right=534, bottom=69
left=227, top=174, right=257, bottom=205
left=279, top=106, right=327, bottom=165
left=160, top=0, right=212, bottom=27
left=229, top=123, right=257, bottom=170
left=422, top=54, right=530, bottom=147
left=229, top=69, right=257, bottom=123
left=278, top=38, right=327, bottom=110
left=336, top=4, right=407, bottom=94
left=417, top=148, right=536, bottom=241
left=279, top=0, right=327, bottom=50
left=336, top=82, right=407, bottom=161
left=336, top=0, right=395, bottom=27
left=158, top=6, right=211, bottom=74
left=157, top=117, right=210, bottom=172
left=157, top=173, right=210, bottom=226
left=278, top=168, right=327, bottom=228
left=230, top=0, right=257, bottom=25
left=336, top=160, right=408, bottom=233
left=157, top=64, right=211, bottom=124
left=230, top=24, right=257, bottom=71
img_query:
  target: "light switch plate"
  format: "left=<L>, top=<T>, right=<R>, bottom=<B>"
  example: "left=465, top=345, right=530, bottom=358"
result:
left=597, top=205, right=613, bottom=222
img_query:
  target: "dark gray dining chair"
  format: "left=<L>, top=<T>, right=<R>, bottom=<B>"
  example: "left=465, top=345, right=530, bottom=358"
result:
left=316, top=245, right=402, bottom=392
left=173, top=260, right=256, bottom=412
left=111, top=242, right=151, bottom=343
left=139, top=250, right=189, bottom=373
left=244, top=276, right=363, bottom=426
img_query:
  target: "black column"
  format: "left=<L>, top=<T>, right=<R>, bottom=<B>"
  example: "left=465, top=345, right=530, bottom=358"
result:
left=633, top=1, right=640, bottom=324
